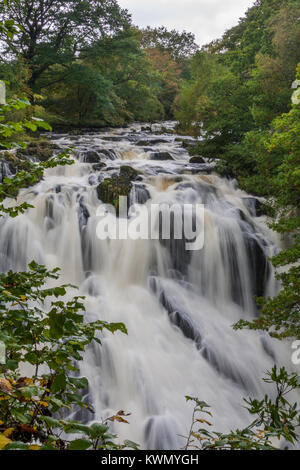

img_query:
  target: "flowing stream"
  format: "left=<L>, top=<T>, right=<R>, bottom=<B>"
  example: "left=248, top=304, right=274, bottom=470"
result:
left=0, top=122, right=296, bottom=449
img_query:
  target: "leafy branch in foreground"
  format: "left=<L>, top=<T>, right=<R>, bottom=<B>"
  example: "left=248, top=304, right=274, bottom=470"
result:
left=0, top=261, right=132, bottom=450
left=184, top=367, right=300, bottom=450
left=0, top=147, right=74, bottom=217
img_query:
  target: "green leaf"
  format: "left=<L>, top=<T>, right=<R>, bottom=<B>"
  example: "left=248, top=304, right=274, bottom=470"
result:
left=5, top=441, right=29, bottom=450
left=68, top=439, right=92, bottom=450
left=69, top=377, right=89, bottom=389
left=51, top=373, right=67, bottom=393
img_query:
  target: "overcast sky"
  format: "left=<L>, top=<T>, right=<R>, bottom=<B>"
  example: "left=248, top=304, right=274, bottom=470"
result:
left=118, top=0, right=256, bottom=46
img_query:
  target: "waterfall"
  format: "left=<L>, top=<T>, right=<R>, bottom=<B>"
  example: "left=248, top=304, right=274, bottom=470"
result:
left=0, top=122, right=296, bottom=450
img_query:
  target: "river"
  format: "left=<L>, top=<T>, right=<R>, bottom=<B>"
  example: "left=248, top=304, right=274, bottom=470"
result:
left=0, top=121, right=295, bottom=449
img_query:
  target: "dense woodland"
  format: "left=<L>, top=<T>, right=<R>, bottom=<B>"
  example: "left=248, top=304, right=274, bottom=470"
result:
left=0, top=0, right=299, bottom=451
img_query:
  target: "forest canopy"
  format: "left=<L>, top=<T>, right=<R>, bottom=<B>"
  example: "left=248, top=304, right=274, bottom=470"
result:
left=0, top=0, right=194, bottom=126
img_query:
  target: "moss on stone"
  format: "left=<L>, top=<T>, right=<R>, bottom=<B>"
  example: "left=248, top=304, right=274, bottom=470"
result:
left=96, top=165, right=140, bottom=215
left=16, top=138, right=59, bottom=162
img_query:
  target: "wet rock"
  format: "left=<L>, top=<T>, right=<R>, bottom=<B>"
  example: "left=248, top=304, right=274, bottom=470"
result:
left=201, top=345, right=255, bottom=391
left=88, top=175, right=98, bottom=185
left=78, top=198, right=90, bottom=230
left=101, top=136, right=124, bottom=142
left=136, top=138, right=169, bottom=146
left=150, top=278, right=202, bottom=348
left=169, top=311, right=202, bottom=348
left=119, top=165, right=140, bottom=180
left=16, top=139, right=59, bottom=162
left=131, top=183, right=150, bottom=205
left=0, top=151, right=30, bottom=178
left=189, top=156, right=205, bottom=164
left=260, top=335, right=276, bottom=362
left=96, top=165, right=140, bottom=215
left=242, top=197, right=268, bottom=217
left=150, top=152, right=174, bottom=161
left=98, top=148, right=117, bottom=160
left=92, top=162, right=106, bottom=171
left=244, top=233, right=270, bottom=298
left=82, top=151, right=100, bottom=163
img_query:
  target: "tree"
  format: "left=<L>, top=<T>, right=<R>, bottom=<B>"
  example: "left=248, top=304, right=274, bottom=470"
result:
left=41, top=29, right=164, bottom=126
left=249, top=2, right=300, bottom=127
left=176, top=0, right=300, bottom=175
left=146, top=48, right=181, bottom=118
left=0, top=0, right=131, bottom=98
left=139, top=26, right=198, bottom=62
left=175, top=51, right=252, bottom=158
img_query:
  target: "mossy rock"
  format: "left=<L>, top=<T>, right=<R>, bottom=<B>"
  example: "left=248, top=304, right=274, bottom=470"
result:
left=83, top=151, right=101, bottom=163
left=119, top=165, right=140, bottom=180
left=0, top=151, right=30, bottom=173
left=92, top=162, right=106, bottom=171
left=150, top=152, right=174, bottom=161
left=96, top=165, right=140, bottom=215
left=16, top=139, right=59, bottom=162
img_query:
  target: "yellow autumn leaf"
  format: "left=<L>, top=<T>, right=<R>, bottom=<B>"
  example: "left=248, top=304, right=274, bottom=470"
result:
left=191, top=432, right=202, bottom=439
left=24, top=378, right=34, bottom=385
left=3, top=428, right=14, bottom=437
left=0, top=378, right=12, bottom=394
left=196, top=418, right=212, bottom=426
left=0, top=434, right=11, bottom=450
left=38, top=401, right=49, bottom=408
left=19, top=295, right=27, bottom=301
left=107, top=415, right=129, bottom=424
left=2, top=290, right=11, bottom=296
left=29, top=445, right=40, bottom=451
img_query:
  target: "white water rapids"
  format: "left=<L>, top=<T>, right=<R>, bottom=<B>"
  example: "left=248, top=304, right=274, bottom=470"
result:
left=0, top=122, right=297, bottom=449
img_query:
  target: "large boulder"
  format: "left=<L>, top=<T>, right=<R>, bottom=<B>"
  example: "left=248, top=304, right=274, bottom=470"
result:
left=82, top=151, right=101, bottom=163
left=96, top=165, right=140, bottom=215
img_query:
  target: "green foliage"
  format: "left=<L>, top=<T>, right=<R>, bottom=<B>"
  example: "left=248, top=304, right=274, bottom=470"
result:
left=176, top=0, right=300, bottom=168
left=0, top=261, right=130, bottom=450
left=0, top=0, right=131, bottom=91
left=0, top=2, right=169, bottom=125
left=31, top=29, right=165, bottom=126
left=185, top=367, right=300, bottom=450
left=0, top=96, right=74, bottom=217
left=234, top=80, right=300, bottom=339
left=139, top=26, right=198, bottom=64
left=0, top=98, right=51, bottom=148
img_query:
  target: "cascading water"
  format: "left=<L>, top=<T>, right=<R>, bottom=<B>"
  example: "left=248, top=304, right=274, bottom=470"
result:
left=0, top=122, right=296, bottom=449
